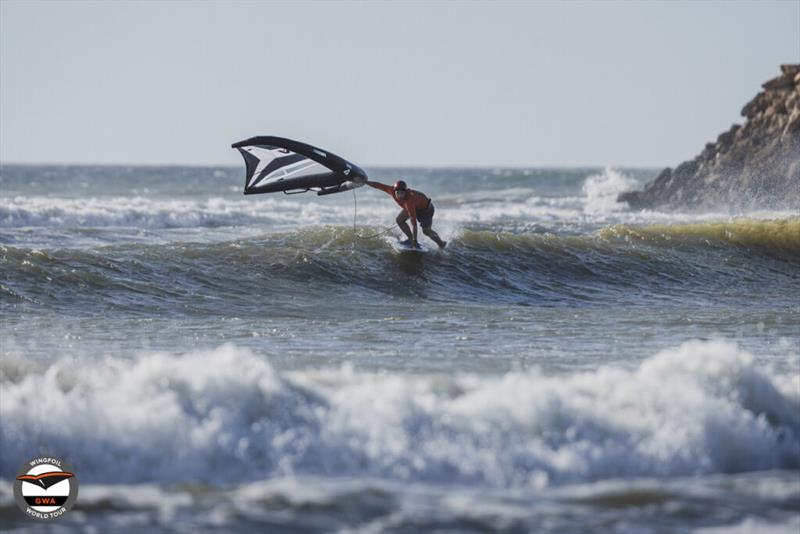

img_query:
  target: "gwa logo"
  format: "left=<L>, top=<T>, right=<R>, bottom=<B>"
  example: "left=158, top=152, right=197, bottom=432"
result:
left=14, top=457, right=79, bottom=520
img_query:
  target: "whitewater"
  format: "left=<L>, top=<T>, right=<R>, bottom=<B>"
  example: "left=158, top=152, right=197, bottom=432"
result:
left=1, top=164, right=799, bottom=533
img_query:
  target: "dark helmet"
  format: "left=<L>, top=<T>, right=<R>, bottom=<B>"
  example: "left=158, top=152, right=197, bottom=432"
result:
left=393, top=180, right=407, bottom=191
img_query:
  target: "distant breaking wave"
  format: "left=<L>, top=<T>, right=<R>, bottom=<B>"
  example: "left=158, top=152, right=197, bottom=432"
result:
left=0, top=193, right=592, bottom=228
left=0, top=196, right=346, bottom=228
left=1, top=340, right=797, bottom=486
left=7, top=170, right=792, bottom=232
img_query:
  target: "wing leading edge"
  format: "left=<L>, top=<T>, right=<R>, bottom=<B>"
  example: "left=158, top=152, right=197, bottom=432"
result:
left=232, top=136, right=368, bottom=195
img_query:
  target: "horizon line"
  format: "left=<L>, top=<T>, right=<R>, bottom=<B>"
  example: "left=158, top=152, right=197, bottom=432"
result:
left=0, top=160, right=664, bottom=171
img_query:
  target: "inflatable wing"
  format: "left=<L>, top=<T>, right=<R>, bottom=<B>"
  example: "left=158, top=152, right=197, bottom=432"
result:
left=232, top=136, right=368, bottom=196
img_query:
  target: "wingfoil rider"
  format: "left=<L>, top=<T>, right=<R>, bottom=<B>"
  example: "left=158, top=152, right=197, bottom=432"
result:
left=366, top=180, right=447, bottom=249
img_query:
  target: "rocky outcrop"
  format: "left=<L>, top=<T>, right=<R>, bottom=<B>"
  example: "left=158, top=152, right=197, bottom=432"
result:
left=620, top=65, right=800, bottom=211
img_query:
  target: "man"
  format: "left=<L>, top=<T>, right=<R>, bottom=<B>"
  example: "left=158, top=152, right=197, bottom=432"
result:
left=366, top=179, right=447, bottom=249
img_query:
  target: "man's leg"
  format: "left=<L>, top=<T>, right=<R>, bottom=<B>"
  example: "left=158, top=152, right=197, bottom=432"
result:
left=396, top=210, right=413, bottom=241
left=422, top=226, right=447, bottom=248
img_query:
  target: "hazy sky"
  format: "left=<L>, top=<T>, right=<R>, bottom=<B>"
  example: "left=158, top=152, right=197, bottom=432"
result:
left=1, top=1, right=798, bottom=167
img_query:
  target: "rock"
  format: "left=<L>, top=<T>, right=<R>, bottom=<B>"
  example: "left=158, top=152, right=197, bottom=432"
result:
left=619, top=65, right=800, bottom=211
left=655, top=167, right=672, bottom=183
left=716, top=124, right=740, bottom=147
left=674, top=160, right=698, bottom=177
left=780, top=64, right=800, bottom=76
left=741, top=92, right=767, bottom=118
left=785, top=109, right=800, bottom=135
left=762, top=71, right=797, bottom=90
left=787, top=91, right=798, bottom=111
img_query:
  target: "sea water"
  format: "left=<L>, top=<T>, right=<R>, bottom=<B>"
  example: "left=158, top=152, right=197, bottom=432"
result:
left=1, top=165, right=798, bottom=532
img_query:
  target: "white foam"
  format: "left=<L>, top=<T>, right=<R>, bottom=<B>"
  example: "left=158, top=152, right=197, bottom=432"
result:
left=3, top=188, right=794, bottom=238
left=582, top=167, right=638, bottom=214
left=1, top=340, right=797, bottom=487
left=695, top=515, right=800, bottom=534
left=0, top=195, right=354, bottom=229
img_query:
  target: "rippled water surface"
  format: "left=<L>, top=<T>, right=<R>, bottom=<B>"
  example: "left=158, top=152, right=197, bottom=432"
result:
left=1, top=164, right=798, bottom=532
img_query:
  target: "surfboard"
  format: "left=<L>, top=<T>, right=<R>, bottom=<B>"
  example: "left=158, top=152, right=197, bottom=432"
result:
left=391, top=239, right=429, bottom=254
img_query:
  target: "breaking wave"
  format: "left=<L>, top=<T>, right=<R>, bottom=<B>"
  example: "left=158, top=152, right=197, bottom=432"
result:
left=1, top=340, right=798, bottom=486
left=600, top=217, right=800, bottom=255
left=3, top=217, right=798, bottom=311
left=0, top=196, right=341, bottom=228
left=583, top=167, right=637, bottom=214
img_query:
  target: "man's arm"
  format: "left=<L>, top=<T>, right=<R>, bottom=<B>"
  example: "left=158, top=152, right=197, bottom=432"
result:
left=365, top=181, right=393, bottom=195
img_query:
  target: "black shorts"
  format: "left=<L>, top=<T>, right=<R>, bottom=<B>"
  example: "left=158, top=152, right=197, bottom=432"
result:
left=416, top=203, right=435, bottom=229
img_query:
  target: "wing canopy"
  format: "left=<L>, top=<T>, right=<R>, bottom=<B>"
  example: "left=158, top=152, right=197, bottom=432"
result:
left=232, top=136, right=367, bottom=195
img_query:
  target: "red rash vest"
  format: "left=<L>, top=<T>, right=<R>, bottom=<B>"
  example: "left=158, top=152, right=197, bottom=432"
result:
left=371, top=182, right=430, bottom=222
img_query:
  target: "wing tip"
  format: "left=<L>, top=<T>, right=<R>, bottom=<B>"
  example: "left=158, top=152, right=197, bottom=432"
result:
left=232, top=135, right=289, bottom=150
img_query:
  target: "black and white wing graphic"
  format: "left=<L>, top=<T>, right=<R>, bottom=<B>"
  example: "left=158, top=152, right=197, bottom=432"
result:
left=232, top=136, right=368, bottom=196
left=17, top=471, right=75, bottom=490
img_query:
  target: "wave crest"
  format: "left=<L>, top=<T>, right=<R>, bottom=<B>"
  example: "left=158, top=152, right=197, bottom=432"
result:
left=2, top=340, right=797, bottom=486
left=600, top=218, right=800, bottom=255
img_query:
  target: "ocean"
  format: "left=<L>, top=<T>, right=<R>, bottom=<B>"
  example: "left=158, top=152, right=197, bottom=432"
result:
left=1, top=164, right=798, bottom=533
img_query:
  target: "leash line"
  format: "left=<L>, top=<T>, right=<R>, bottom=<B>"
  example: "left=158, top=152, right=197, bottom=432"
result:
left=352, top=188, right=395, bottom=240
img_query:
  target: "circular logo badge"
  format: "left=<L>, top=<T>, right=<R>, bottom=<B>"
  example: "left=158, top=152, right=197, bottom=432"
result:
left=14, top=457, right=79, bottom=520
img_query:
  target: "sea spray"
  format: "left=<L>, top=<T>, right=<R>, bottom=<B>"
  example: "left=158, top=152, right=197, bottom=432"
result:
left=582, top=167, right=638, bottom=214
